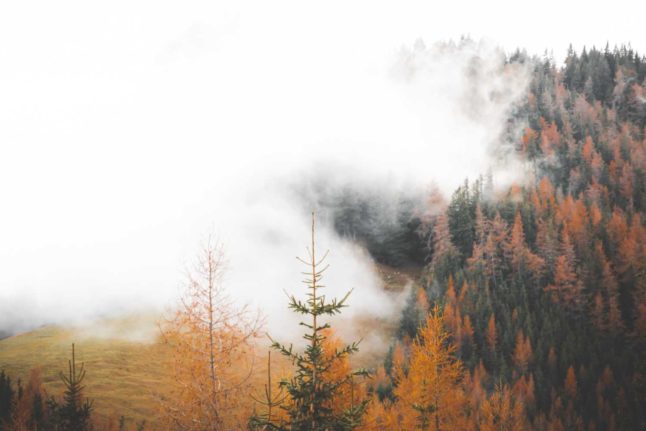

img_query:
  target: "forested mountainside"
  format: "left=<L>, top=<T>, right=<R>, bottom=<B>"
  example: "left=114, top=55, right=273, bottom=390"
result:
left=1, top=45, right=645, bottom=430
left=362, top=45, right=646, bottom=430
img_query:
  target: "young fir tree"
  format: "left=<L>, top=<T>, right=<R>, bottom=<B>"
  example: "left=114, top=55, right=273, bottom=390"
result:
left=48, top=344, right=93, bottom=431
left=251, top=213, right=368, bottom=431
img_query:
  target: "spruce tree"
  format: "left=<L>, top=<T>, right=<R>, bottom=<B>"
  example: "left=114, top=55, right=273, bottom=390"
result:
left=48, top=344, right=93, bottom=431
left=251, top=213, right=368, bottom=430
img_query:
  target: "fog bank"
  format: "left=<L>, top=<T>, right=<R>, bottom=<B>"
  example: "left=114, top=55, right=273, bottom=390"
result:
left=0, top=2, right=533, bottom=345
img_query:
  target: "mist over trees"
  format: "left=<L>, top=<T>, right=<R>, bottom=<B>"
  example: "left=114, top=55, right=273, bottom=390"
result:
left=384, top=45, right=646, bottom=430
left=1, top=44, right=646, bottom=430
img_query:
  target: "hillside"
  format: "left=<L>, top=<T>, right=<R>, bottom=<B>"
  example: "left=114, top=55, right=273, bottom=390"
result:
left=0, top=315, right=170, bottom=428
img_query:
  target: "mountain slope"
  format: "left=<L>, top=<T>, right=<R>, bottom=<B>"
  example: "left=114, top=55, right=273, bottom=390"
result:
left=0, top=315, right=169, bottom=428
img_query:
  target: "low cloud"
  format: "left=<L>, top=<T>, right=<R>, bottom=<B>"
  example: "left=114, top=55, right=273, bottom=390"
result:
left=0, top=0, right=530, bottom=354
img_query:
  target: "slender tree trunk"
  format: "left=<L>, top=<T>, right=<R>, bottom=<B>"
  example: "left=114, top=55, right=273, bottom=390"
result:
left=310, top=213, right=317, bottom=430
left=207, top=250, right=221, bottom=427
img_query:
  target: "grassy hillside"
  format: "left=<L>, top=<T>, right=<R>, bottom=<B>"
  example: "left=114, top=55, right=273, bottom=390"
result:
left=0, top=314, right=170, bottom=428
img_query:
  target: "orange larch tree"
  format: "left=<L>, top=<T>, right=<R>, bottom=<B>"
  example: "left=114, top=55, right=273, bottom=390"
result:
left=544, top=227, right=584, bottom=312
left=512, top=329, right=533, bottom=375
left=486, top=314, right=498, bottom=354
left=478, top=384, right=526, bottom=431
left=159, top=240, right=262, bottom=431
left=505, top=212, right=544, bottom=279
left=392, top=305, right=470, bottom=430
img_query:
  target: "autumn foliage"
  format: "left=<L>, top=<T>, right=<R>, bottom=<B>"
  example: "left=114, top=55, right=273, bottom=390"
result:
left=159, top=241, right=262, bottom=430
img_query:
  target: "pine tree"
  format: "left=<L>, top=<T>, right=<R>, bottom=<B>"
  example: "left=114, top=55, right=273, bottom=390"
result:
left=48, top=344, right=93, bottom=431
left=0, top=370, right=14, bottom=430
left=447, top=181, right=475, bottom=260
left=252, top=213, right=368, bottom=430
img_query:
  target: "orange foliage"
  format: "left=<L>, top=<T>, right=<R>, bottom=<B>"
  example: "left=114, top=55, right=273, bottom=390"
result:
left=391, top=305, right=469, bottom=430
left=320, top=329, right=368, bottom=416
left=486, top=314, right=497, bottom=353
left=545, top=227, right=583, bottom=311
left=512, top=330, right=533, bottom=374
left=564, top=366, right=578, bottom=399
left=10, top=368, right=46, bottom=430
left=478, top=384, right=526, bottom=431
left=506, top=212, right=544, bottom=277
left=159, top=243, right=262, bottom=430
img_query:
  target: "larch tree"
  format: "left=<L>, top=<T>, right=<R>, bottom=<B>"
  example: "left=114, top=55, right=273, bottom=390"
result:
left=564, top=366, right=578, bottom=400
left=544, top=227, right=584, bottom=312
left=160, top=240, right=262, bottom=431
left=512, top=330, right=533, bottom=375
left=478, top=384, right=526, bottom=431
left=505, top=212, right=544, bottom=279
left=392, top=304, right=469, bottom=430
left=486, top=314, right=498, bottom=354
left=596, top=242, right=624, bottom=332
left=430, top=213, right=461, bottom=277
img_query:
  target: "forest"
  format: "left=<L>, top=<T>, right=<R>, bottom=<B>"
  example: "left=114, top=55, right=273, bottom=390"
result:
left=1, top=44, right=646, bottom=430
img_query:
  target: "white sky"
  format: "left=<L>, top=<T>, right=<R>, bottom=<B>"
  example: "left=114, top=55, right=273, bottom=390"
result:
left=1, top=0, right=644, bottom=332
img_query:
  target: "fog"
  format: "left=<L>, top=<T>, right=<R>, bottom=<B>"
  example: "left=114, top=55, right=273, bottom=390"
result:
left=1, top=1, right=643, bottom=341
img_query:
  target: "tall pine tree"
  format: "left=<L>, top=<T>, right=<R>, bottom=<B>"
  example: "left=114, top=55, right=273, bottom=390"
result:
left=251, top=213, right=368, bottom=430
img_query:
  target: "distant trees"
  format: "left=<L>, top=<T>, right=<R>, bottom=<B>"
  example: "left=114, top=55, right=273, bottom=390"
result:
left=0, top=345, right=94, bottom=430
left=378, top=44, right=646, bottom=430
left=447, top=181, right=476, bottom=260
left=1, top=370, right=47, bottom=431
left=0, top=371, right=14, bottom=430
left=251, top=213, right=368, bottom=430
left=159, top=240, right=262, bottom=430
left=478, top=384, right=525, bottom=431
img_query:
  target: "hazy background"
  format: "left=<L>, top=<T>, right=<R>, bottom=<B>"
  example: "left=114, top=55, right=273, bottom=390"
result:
left=1, top=0, right=644, bottom=337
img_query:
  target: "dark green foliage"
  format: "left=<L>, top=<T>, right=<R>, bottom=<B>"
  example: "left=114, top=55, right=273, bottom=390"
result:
left=299, top=179, right=428, bottom=267
left=0, top=371, right=14, bottom=430
left=250, top=214, right=368, bottom=430
left=447, top=180, right=476, bottom=261
left=563, top=45, right=646, bottom=128
left=31, top=390, right=46, bottom=430
left=383, top=45, right=646, bottom=430
left=48, top=344, right=93, bottom=431
left=329, top=189, right=428, bottom=267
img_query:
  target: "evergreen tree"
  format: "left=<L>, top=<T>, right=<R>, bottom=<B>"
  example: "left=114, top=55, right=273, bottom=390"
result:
left=447, top=181, right=475, bottom=261
left=251, top=213, right=368, bottom=430
left=48, top=344, right=93, bottom=431
left=0, top=371, right=14, bottom=430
